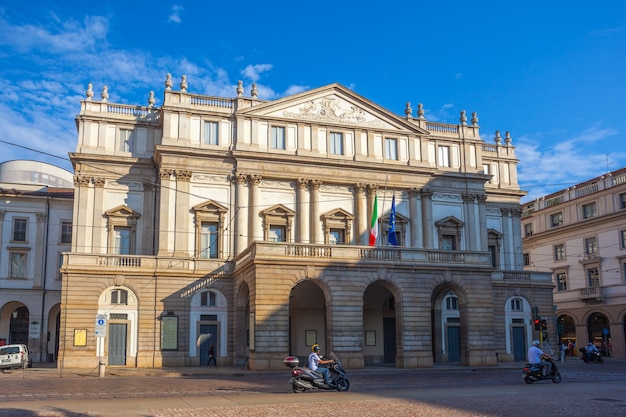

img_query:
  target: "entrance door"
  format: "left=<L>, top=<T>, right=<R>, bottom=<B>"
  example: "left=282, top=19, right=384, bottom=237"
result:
left=447, top=326, right=460, bottom=362
left=383, top=318, right=396, bottom=364
left=199, top=324, right=217, bottom=366
left=512, top=327, right=526, bottom=361
left=108, top=323, right=127, bottom=366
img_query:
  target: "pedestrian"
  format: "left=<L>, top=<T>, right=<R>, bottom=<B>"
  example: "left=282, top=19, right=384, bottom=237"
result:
left=560, top=342, right=566, bottom=363
left=207, top=343, right=218, bottom=367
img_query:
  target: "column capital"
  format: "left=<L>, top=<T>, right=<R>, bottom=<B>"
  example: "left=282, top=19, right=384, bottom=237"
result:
left=175, top=170, right=192, bottom=182
left=408, top=187, right=420, bottom=198
left=159, top=169, right=173, bottom=179
left=310, top=179, right=323, bottom=190
left=249, top=174, right=262, bottom=185
left=93, top=177, right=106, bottom=188
left=73, top=175, right=91, bottom=187
left=297, top=178, right=309, bottom=189
left=36, top=212, right=47, bottom=223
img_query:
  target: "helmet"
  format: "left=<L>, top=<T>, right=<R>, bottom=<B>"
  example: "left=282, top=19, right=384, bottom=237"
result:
left=532, top=340, right=541, bottom=346
left=311, top=344, right=320, bottom=352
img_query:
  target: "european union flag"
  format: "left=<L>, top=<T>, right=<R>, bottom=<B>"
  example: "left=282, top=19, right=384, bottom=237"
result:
left=388, top=194, right=398, bottom=246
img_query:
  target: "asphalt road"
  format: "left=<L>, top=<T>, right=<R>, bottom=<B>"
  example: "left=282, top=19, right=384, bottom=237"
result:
left=1, top=358, right=625, bottom=416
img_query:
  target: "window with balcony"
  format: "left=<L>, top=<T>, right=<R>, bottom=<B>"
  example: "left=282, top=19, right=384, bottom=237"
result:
left=524, top=223, right=533, bottom=237
left=269, top=225, right=286, bottom=242
left=61, top=221, right=72, bottom=244
left=330, top=132, right=343, bottom=155
left=438, top=145, right=451, bottom=167
left=585, top=237, right=598, bottom=255
left=204, top=121, right=219, bottom=145
left=119, top=129, right=133, bottom=152
left=382, top=212, right=407, bottom=247
left=582, top=202, right=597, bottom=219
left=271, top=126, right=285, bottom=150
left=436, top=216, right=463, bottom=250
left=193, top=200, right=227, bottom=260
left=550, top=212, right=563, bottom=227
left=329, top=229, right=345, bottom=245
left=113, top=227, right=131, bottom=255
left=9, top=250, right=28, bottom=278
left=556, top=272, right=567, bottom=291
left=385, top=138, right=398, bottom=160
left=105, top=206, right=140, bottom=255
left=322, top=208, right=353, bottom=245
left=111, top=289, right=128, bottom=305
left=554, top=244, right=565, bottom=261
left=201, top=291, right=217, bottom=306
left=587, top=267, right=599, bottom=287
left=12, top=218, right=27, bottom=242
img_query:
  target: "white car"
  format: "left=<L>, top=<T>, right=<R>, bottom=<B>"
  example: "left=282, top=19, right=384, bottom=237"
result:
left=0, top=344, right=31, bottom=370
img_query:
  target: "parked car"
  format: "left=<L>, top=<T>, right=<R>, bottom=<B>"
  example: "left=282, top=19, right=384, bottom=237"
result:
left=0, top=344, right=32, bottom=370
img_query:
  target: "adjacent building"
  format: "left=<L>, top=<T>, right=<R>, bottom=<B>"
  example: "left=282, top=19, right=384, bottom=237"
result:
left=0, top=160, right=74, bottom=362
left=59, top=76, right=552, bottom=370
left=521, top=168, right=626, bottom=358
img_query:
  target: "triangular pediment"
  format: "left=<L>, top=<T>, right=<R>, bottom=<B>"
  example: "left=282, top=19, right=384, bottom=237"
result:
left=322, top=208, right=354, bottom=220
left=193, top=199, right=228, bottom=214
left=261, top=204, right=295, bottom=217
left=105, top=205, right=141, bottom=219
left=435, top=216, right=464, bottom=227
left=238, top=83, right=428, bottom=134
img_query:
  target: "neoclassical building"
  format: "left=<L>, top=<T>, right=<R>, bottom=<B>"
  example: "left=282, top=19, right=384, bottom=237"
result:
left=60, top=76, right=552, bottom=370
left=522, top=168, right=626, bottom=358
left=0, top=160, right=74, bottom=362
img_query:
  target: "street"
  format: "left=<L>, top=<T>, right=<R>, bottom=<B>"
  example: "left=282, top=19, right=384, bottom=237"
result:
left=1, top=358, right=625, bottom=416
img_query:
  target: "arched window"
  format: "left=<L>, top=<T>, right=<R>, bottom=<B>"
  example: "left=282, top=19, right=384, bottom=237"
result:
left=111, top=289, right=128, bottom=305
left=201, top=291, right=217, bottom=307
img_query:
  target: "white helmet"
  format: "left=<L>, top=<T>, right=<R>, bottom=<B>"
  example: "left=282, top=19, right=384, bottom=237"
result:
left=532, top=340, right=541, bottom=346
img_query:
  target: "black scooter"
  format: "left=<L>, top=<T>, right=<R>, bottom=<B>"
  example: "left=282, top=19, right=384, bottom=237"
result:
left=284, top=352, right=350, bottom=392
left=522, top=357, right=561, bottom=384
left=580, top=348, right=604, bottom=364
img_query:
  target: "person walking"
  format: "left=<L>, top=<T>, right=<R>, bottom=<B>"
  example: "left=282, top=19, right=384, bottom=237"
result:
left=207, top=343, right=218, bottom=367
left=560, top=342, right=567, bottom=363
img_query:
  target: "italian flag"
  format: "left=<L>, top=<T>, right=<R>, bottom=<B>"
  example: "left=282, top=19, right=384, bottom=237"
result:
left=369, top=194, right=378, bottom=246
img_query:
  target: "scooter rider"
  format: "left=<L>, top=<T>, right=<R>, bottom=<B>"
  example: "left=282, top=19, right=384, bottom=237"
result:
left=308, top=344, right=334, bottom=386
left=528, top=339, right=553, bottom=377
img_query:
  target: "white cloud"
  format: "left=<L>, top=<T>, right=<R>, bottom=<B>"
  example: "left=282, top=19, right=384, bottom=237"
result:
left=241, top=64, right=273, bottom=83
left=168, top=5, right=184, bottom=24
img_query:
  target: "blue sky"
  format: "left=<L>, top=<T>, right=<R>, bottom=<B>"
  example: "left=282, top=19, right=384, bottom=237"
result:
left=1, top=1, right=625, bottom=203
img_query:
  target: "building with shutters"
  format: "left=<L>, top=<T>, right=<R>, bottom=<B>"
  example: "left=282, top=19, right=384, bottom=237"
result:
left=59, top=76, right=552, bottom=370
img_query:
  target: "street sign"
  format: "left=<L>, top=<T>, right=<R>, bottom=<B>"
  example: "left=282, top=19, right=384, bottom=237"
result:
left=603, top=328, right=609, bottom=336
left=95, top=314, right=107, bottom=337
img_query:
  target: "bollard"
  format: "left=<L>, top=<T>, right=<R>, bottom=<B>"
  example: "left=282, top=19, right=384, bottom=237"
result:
left=98, top=361, right=106, bottom=377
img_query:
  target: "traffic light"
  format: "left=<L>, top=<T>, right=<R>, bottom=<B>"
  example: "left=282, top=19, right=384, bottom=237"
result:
left=534, top=319, right=541, bottom=330
left=541, top=319, right=548, bottom=331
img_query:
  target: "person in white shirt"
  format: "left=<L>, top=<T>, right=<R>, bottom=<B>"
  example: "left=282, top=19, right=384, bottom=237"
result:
left=527, top=340, right=553, bottom=377
left=308, top=344, right=334, bottom=385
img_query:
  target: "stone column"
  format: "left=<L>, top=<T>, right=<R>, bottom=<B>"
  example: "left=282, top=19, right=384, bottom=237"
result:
left=510, top=208, right=524, bottom=269
left=500, top=208, right=512, bottom=269
left=462, top=193, right=475, bottom=251
left=235, top=173, right=249, bottom=253
left=92, top=177, right=106, bottom=254
left=296, top=178, right=309, bottom=243
left=355, top=183, right=367, bottom=245
left=142, top=183, right=155, bottom=256
left=249, top=175, right=262, bottom=243
left=608, top=322, right=624, bottom=358
left=157, top=169, right=173, bottom=256
left=477, top=194, right=488, bottom=252
left=309, top=180, right=322, bottom=244
left=173, top=170, right=192, bottom=256
left=73, top=175, right=92, bottom=253
left=408, top=188, right=422, bottom=248
left=420, top=189, right=433, bottom=248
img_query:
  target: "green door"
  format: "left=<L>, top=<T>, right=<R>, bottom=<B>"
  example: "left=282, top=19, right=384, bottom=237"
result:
left=108, top=323, right=127, bottom=366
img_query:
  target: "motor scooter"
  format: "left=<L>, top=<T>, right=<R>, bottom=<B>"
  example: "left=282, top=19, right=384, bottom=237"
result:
left=580, top=348, right=604, bottom=364
left=284, top=352, right=350, bottom=392
left=522, top=357, right=561, bottom=384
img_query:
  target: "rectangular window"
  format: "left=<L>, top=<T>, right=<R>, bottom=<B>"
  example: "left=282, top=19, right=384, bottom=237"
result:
left=442, top=235, right=456, bottom=250
left=10, top=251, right=27, bottom=278
left=329, top=229, right=345, bottom=245
left=61, top=221, right=72, bottom=244
left=524, top=223, right=533, bottom=237
left=554, top=244, right=565, bottom=261
left=330, top=132, right=343, bottom=155
left=271, top=126, right=285, bottom=150
left=385, top=138, right=398, bottom=160
left=269, top=225, right=286, bottom=242
left=204, top=121, right=219, bottom=145
left=556, top=272, right=567, bottom=291
left=482, top=164, right=490, bottom=175
left=619, top=192, right=626, bottom=209
left=587, top=267, right=599, bottom=287
left=201, top=291, right=217, bottom=306
left=12, top=218, right=27, bottom=242
left=523, top=253, right=530, bottom=266
left=113, top=227, right=131, bottom=255
left=119, top=129, right=133, bottom=152
left=585, top=237, right=598, bottom=255
left=58, top=253, right=63, bottom=280
left=438, top=145, right=450, bottom=167
left=199, top=222, right=218, bottom=259
left=582, top=202, right=597, bottom=219
left=620, top=230, right=626, bottom=249
left=550, top=212, right=563, bottom=227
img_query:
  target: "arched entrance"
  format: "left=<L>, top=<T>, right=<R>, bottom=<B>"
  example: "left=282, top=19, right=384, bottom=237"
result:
left=432, top=284, right=467, bottom=364
left=363, top=280, right=398, bottom=366
left=587, top=312, right=610, bottom=356
left=289, top=280, right=328, bottom=364
left=10, top=306, right=29, bottom=345
left=558, top=314, right=576, bottom=344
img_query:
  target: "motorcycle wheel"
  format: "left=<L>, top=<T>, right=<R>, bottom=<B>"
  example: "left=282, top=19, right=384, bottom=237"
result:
left=552, top=373, right=562, bottom=383
left=336, top=378, right=350, bottom=392
left=292, top=381, right=306, bottom=393
left=524, top=375, right=534, bottom=384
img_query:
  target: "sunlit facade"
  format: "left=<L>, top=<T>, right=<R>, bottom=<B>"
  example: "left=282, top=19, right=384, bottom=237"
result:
left=59, top=77, right=552, bottom=370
